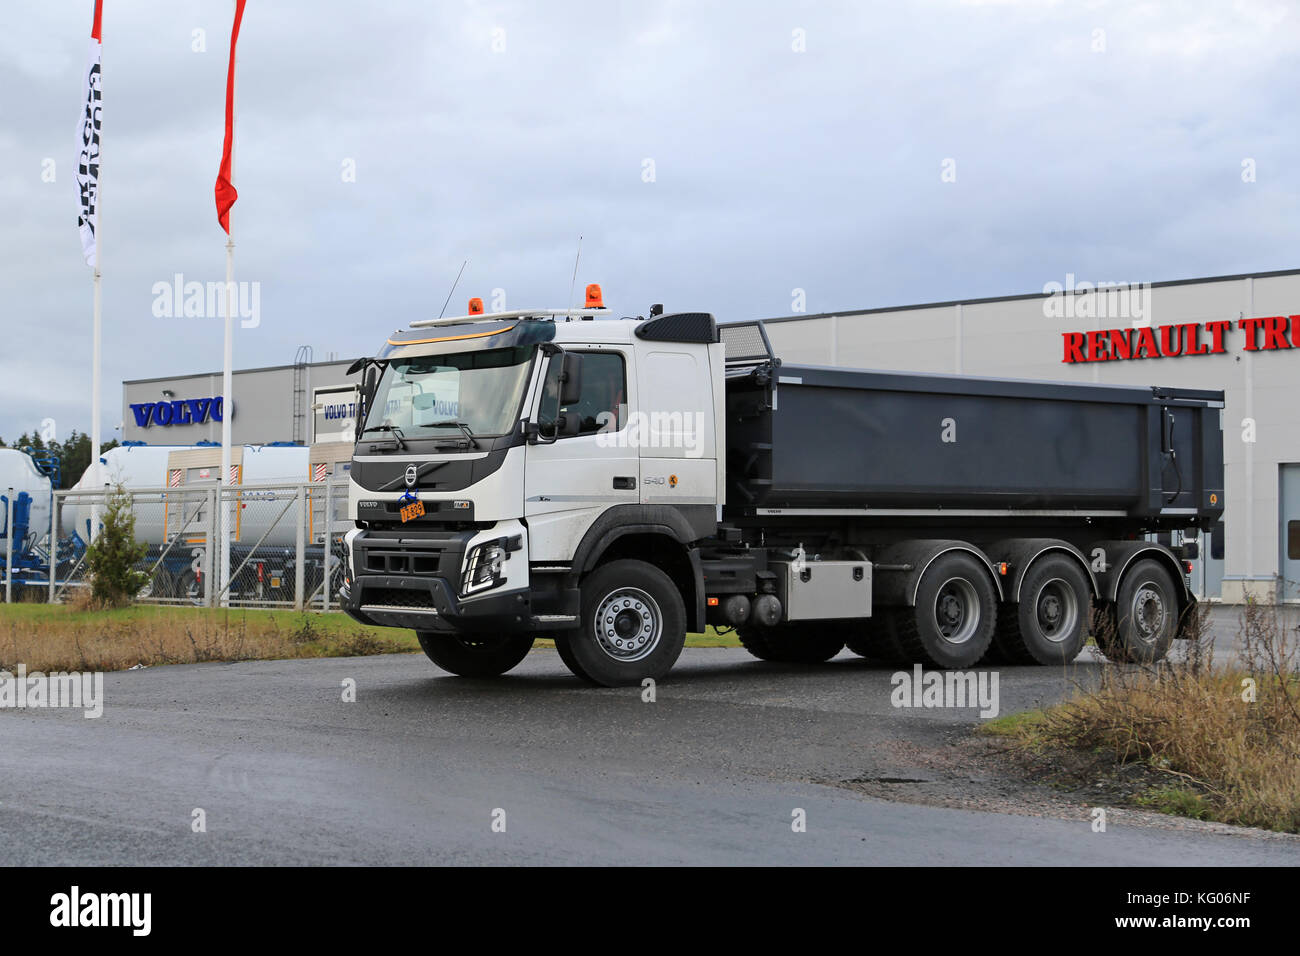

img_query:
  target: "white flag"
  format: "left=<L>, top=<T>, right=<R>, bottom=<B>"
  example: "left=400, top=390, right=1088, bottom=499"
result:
left=77, top=0, right=103, bottom=268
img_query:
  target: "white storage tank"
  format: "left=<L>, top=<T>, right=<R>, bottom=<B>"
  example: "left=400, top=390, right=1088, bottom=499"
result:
left=65, top=444, right=310, bottom=546
left=0, top=448, right=54, bottom=553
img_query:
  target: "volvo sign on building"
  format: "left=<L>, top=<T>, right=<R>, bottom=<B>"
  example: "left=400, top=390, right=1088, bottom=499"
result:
left=120, top=356, right=356, bottom=447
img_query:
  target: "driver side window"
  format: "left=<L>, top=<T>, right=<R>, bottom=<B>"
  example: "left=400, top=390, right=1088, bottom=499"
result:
left=537, top=351, right=626, bottom=439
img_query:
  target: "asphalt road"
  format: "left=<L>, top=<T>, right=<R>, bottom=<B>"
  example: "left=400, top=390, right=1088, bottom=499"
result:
left=2, top=632, right=1297, bottom=865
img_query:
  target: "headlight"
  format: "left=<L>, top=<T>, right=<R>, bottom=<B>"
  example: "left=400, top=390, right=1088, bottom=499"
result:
left=461, top=542, right=507, bottom=596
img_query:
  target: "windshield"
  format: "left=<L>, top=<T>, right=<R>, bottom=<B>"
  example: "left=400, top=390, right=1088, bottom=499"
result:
left=363, top=346, right=534, bottom=440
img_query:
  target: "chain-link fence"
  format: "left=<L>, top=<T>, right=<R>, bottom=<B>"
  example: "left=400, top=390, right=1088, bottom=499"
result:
left=1, top=478, right=349, bottom=610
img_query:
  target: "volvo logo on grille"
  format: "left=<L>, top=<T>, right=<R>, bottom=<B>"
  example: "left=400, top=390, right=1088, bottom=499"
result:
left=404, top=464, right=418, bottom=487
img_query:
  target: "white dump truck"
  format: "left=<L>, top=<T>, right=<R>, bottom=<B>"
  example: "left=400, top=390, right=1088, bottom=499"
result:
left=339, top=289, right=1224, bottom=685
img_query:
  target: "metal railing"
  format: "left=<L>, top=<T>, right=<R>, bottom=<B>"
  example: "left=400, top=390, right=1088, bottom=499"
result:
left=1, top=478, right=349, bottom=610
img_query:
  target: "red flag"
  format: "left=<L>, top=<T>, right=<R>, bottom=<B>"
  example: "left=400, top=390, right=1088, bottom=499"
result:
left=214, top=0, right=247, bottom=234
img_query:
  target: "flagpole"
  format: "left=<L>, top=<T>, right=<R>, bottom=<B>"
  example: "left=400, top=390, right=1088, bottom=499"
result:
left=91, top=264, right=102, bottom=474
left=219, top=234, right=233, bottom=607
left=89, top=5, right=103, bottom=540
left=218, top=46, right=236, bottom=610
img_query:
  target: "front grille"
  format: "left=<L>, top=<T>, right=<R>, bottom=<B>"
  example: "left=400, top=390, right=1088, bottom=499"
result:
left=363, top=550, right=446, bottom=575
left=365, top=587, right=435, bottom=609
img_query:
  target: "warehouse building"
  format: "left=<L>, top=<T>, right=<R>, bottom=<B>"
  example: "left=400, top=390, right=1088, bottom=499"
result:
left=753, top=268, right=1300, bottom=604
left=120, top=267, right=1300, bottom=603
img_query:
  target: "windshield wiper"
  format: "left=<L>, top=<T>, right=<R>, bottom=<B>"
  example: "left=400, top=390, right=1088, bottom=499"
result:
left=428, top=421, right=480, bottom=448
left=361, top=423, right=408, bottom=450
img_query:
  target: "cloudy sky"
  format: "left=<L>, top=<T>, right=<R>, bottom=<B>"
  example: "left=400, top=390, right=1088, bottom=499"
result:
left=1, top=0, right=1296, bottom=444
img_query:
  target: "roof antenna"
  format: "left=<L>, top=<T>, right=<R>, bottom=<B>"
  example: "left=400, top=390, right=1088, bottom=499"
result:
left=565, top=236, right=583, bottom=322
left=438, top=259, right=469, bottom=319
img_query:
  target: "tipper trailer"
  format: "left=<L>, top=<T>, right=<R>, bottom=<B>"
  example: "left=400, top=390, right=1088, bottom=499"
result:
left=339, top=291, right=1225, bottom=685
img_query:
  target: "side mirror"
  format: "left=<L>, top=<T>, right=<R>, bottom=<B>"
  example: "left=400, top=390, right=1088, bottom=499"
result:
left=558, top=413, right=582, bottom=437
left=560, top=352, right=583, bottom=406
left=356, top=367, right=378, bottom=441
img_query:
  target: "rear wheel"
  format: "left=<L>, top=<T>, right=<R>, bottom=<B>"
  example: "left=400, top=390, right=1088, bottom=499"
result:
left=993, top=556, right=1091, bottom=665
left=892, top=553, right=997, bottom=668
left=738, top=623, right=846, bottom=663
left=416, top=630, right=535, bottom=678
left=844, top=616, right=903, bottom=662
left=175, top=569, right=205, bottom=606
left=1096, top=559, right=1179, bottom=664
left=555, top=559, right=686, bottom=686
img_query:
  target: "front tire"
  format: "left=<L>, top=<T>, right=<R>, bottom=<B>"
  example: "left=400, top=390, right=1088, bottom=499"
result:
left=555, top=559, right=687, bottom=686
left=416, top=630, right=534, bottom=677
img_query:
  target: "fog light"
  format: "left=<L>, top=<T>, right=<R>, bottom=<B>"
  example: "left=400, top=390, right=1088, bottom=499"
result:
left=461, top=542, right=506, bottom=596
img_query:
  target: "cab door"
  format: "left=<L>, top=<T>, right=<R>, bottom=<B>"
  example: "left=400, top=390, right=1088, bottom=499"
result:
left=524, top=347, right=638, bottom=563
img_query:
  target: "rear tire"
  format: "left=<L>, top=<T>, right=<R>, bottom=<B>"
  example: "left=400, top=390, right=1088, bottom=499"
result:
left=892, top=553, right=997, bottom=668
left=555, top=559, right=686, bottom=686
left=1098, top=559, right=1179, bottom=664
left=844, top=616, right=904, bottom=662
left=175, top=569, right=204, bottom=606
left=416, top=631, right=534, bottom=677
left=738, top=623, right=846, bottom=663
left=993, top=556, right=1091, bottom=665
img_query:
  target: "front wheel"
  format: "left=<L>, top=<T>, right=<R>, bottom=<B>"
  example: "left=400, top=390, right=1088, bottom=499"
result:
left=555, top=559, right=687, bottom=686
left=416, top=631, right=535, bottom=677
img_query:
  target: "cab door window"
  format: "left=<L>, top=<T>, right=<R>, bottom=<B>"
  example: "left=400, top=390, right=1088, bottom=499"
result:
left=537, top=351, right=626, bottom=439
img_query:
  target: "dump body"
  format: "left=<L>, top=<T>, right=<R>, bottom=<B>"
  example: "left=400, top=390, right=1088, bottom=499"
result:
left=725, top=364, right=1225, bottom=526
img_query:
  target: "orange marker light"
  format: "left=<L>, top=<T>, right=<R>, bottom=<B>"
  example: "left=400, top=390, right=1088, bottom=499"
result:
left=707, top=596, right=719, bottom=607
left=998, top=562, right=1009, bottom=576
left=585, top=283, right=604, bottom=309
left=468, top=297, right=484, bottom=315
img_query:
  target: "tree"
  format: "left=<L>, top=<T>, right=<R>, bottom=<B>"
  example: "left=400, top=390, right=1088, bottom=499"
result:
left=83, top=484, right=149, bottom=608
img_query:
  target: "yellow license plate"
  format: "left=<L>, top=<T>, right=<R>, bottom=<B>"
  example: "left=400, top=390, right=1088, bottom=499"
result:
left=400, top=500, right=426, bottom=523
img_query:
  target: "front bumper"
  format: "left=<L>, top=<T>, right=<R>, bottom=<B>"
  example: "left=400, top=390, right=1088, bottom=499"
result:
left=339, top=525, right=578, bottom=632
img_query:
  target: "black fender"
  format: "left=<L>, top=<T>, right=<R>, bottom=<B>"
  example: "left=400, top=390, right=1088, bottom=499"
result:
left=872, top=539, right=1003, bottom=607
left=1089, top=539, right=1193, bottom=610
left=568, top=504, right=707, bottom=632
left=984, top=538, right=1099, bottom=604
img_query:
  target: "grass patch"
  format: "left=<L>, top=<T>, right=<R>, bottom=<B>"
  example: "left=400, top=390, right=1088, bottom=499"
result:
left=0, top=604, right=421, bottom=672
left=979, top=708, right=1050, bottom=740
left=993, top=602, right=1300, bottom=833
left=1133, top=785, right=1214, bottom=821
left=0, top=603, right=742, bottom=672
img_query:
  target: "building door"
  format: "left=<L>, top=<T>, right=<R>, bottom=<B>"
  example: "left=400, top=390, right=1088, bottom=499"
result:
left=1280, top=464, right=1300, bottom=601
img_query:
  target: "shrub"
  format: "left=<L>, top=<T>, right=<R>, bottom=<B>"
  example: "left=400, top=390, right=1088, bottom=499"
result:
left=83, top=485, right=149, bottom=609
